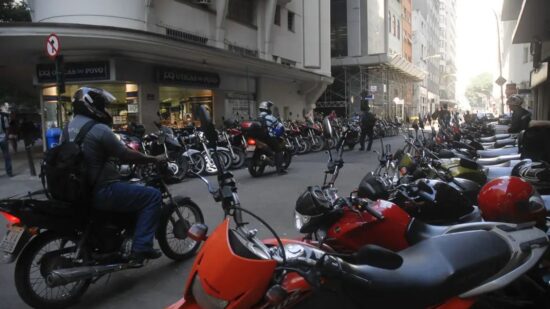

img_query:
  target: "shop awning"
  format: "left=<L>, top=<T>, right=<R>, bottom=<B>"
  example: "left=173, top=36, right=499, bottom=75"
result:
left=0, top=22, right=333, bottom=84
left=512, top=0, right=550, bottom=44
left=386, top=54, right=426, bottom=82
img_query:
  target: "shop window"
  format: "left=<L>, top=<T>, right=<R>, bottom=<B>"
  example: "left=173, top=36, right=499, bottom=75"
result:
left=159, top=86, right=213, bottom=127
left=288, top=11, right=295, bottom=32
left=274, top=5, right=281, bottom=26
left=227, top=0, right=256, bottom=27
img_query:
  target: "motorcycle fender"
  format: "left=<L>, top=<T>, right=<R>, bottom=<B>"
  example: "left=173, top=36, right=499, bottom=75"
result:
left=183, top=149, right=201, bottom=157
left=216, top=147, right=230, bottom=152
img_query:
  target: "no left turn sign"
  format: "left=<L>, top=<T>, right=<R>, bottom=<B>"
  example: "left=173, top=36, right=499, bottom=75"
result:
left=45, top=33, right=61, bottom=59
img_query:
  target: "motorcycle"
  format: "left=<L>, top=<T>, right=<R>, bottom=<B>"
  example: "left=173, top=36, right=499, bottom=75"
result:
left=168, top=108, right=550, bottom=309
left=241, top=121, right=292, bottom=177
left=0, top=163, right=204, bottom=309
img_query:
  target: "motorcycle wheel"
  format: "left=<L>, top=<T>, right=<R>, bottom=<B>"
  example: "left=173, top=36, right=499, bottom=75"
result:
left=282, top=151, right=292, bottom=169
left=230, top=147, right=246, bottom=169
left=187, top=153, right=206, bottom=176
left=295, top=139, right=308, bottom=154
left=248, top=157, right=265, bottom=177
left=15, top=232, right=91, bottom=309
left=157, top=196, right=204, bottom=261
left=171, top=156, right=189, bottom=182
left=219, top=151, right=233, bottom=171
left=310, top=136, right=325, bottom=152
left=203, top=153, right=218, bottom=175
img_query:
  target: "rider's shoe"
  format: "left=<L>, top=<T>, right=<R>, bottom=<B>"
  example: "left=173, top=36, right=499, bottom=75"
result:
left=128, top=249, right=162, bottom=268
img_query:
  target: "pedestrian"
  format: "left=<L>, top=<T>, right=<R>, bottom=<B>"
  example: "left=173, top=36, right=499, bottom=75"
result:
left=8, top=111, right=19, bottom=153
left=359, top=107, right=376, bottom=151
left=0, top=110, right=13, bottom=177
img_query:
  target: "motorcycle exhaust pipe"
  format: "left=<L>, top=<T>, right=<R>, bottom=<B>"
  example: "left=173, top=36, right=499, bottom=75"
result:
left=46, top=263, right=128, bottom=287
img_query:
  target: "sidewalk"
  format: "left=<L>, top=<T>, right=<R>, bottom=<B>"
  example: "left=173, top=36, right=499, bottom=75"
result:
left=0, top=140, right=44, bottom=199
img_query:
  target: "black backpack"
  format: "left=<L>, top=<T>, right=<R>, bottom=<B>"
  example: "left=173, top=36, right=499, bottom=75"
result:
left=41, top=120, right=97, bottom=203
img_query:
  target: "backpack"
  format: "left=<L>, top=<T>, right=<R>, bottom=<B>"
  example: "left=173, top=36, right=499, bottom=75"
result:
left=41, top=120, right=97, bottom=203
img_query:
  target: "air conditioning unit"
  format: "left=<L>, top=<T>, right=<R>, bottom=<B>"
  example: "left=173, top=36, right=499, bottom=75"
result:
left=194, top=0, right=212, bottom=4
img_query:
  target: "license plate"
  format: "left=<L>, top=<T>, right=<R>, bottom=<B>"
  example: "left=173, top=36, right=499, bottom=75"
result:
left=246, top=145, right=256, bottom=152
left=0, top=226, right=25, bottom=254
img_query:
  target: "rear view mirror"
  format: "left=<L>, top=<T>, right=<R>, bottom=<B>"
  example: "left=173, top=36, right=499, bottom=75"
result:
left=322, top=117, right=333, bottom=139
left=196, top=105, right=217, bottom=144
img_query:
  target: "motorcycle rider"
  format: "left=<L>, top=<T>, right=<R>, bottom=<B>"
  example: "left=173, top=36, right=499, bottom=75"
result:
left=64, top=87, right=165, bottom=266
left=507, top=94, right=531, bottom=133
left=258, top=101, right=286, bottom=175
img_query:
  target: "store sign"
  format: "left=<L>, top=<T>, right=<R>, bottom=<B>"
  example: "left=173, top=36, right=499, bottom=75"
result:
left=156, top=67, right=220, bottom=88
left=37, top=61, right=110, bottom=83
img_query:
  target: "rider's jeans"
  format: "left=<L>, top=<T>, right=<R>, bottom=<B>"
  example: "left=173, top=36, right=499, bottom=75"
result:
left=0, top=139, right=12, bottom=176
left=94, top=182, right=162, bottom=253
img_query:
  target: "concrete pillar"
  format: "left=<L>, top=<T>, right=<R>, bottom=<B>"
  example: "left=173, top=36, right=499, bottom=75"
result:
left=139, top=83, right=160, bottom=133
left=215, top=0, right=229, bottom=49
left=212, top=89, right=226, bottom=127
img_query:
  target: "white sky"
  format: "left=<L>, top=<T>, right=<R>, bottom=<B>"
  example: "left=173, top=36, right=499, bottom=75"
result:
left=456, top=0, right=503, bottom=108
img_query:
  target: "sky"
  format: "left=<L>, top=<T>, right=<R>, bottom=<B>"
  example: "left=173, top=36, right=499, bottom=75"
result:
left=455, top=0, right=503, bottom=109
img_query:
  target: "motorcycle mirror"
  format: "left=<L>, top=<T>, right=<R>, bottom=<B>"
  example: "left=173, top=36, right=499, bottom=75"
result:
left=196, top=105, right=217, bottom=145
left=353, top=245, right=403, bottom=269
left=322, top=117, right=333, bottom=139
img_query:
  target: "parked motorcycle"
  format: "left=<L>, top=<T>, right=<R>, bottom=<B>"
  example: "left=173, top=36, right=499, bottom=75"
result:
left=0, top=163, right=204, bottom=308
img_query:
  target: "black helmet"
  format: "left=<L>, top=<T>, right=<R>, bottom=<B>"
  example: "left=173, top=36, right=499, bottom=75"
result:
left=357, top=174, right=390, bottom=201
left=72, top=87, right=116, bottom=125
left=295, top=186, right=332, bottom=233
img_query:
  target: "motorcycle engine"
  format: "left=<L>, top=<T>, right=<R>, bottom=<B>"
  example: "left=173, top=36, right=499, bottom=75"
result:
left=90, top=224, right=126, bottom=254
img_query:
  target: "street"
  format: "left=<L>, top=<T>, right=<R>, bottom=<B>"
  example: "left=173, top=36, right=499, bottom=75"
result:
left=0, top=135, right=403, bottom=309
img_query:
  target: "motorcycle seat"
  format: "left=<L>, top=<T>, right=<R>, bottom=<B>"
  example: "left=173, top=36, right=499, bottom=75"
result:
left=405, top=218, right=450, bottom=244
left=476, top=154, right=521, bottom=166
left=341, top=230, right=511, bottom=308
left=437, top=149, right=455, bottom=159
left=484, top=166, right=514, bottom=181
left=477, top=147, right=518, bottom=158
left=478, top=134, right=511, bottom=142
left=492, top=138, right=516, bottom=149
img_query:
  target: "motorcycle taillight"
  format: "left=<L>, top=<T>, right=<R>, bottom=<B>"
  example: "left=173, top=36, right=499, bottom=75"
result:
left=1, top=211, right=20, bottom=225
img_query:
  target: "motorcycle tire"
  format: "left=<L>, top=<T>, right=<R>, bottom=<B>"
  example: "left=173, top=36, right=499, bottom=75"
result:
left=157, top=196, right=204, bottom=261
left=302, top=139, right=312, bottom=153
left=219, top=151, right=233, bottom=171
left=296, top=139, right=308, bottom=155
left=282, top=151, right=292, bottom=169
left=230, top=147, right=246, bottom=169
left=187, top=152, right=206, bottom=176
left=15, top=231, right=91, bottom=309
left=310, top=136, right=325, bottom=152
left=248, top=157, right=266, bottom=177
left=171, top=156, right=189, bottom=182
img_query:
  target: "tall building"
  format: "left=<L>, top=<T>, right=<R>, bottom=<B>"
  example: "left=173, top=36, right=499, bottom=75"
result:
left=438, top=0, right=457, bottom=107
left=319, top=0, right=424, bottom=119
left=412, top=0, right=440, bottom=114
left=0, top=0, right=332, bottom=134
left=501, top=0, right=550, bottom=120
left=500, top=0, right=534, bottom=114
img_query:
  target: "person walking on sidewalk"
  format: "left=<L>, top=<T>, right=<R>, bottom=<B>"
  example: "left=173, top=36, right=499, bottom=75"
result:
left=0, top=111, right=13, bottom=177
left=359, top=107, right=376, bottom=151
left=8, top=111, right=19, bottom=153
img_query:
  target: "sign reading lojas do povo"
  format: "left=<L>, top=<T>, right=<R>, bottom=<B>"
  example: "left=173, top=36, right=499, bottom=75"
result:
left=156, top=67, right=220, bottom=88
left=36, top=61, right=110, bottom=83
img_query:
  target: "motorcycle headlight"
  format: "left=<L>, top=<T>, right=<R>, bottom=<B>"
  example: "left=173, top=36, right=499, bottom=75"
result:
left=294, top=211, right=311, bottom=231
left=191, top=274, right=229, bottom=309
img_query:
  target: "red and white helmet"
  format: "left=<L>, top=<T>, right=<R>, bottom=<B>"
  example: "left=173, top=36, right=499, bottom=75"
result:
left=478, top=176, right=546, bottom=227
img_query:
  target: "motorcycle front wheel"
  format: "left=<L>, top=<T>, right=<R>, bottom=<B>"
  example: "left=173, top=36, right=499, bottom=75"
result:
left=15, top=232, right=91, bottom=309
left=187, top=152, right=206, bottom=176
left=230, top=147, right=246, bottom=169
left=157, top=196, right=204, bottom=261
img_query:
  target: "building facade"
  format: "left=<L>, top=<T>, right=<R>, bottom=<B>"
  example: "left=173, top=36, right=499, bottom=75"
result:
left=501, top=0, right=550, bottom=121
left=0, top=0, right=332, bottom=134
left=438, top=0, right=457, bottom=107
left=412, top=0, right=440, bottom=115
left=319, top=0, right=424, bottom=120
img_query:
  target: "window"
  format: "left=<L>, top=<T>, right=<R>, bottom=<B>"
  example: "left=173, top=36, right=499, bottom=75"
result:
left=274, top=5, right=281, bottom=26
left=389, top=12, right=392, bottom=31
left=397, top=20, right=400, bottom=39
left=288, top=11, right=295, bottom=32
left=392, top=15, right=396, bottom=36
left=227, top=0, right=256, bottom=27
left=523, top=46, right=529, bottom=64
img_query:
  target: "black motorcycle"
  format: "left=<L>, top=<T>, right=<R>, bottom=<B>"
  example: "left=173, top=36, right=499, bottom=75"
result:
left=0, top=163, right=204, bottom=308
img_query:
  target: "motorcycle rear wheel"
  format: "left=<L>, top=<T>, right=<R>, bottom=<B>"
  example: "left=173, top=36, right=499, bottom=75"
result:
left=15, top=232, right=91, bottom=309
left=230, top=147, right=246, bottom=169
left=248, top=158, right=266, bottom=177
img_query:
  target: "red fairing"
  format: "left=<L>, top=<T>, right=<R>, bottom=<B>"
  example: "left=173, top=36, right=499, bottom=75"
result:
left=326, top=200, right=411, bottom=252
left=227, top=128, right=242, bottom=135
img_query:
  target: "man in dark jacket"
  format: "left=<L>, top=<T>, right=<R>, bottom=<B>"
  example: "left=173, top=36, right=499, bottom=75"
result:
left=359, top=108, right=376, bottom=151
left=507, top=95, right=531, bottom=133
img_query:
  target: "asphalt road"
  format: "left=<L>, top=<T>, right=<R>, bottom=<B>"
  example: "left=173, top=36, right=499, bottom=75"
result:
left=0, top=135, right=403, bottom=309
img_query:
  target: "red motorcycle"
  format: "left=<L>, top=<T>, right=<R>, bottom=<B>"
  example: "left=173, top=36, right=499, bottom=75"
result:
left=167, top=108, right=549, bottom=309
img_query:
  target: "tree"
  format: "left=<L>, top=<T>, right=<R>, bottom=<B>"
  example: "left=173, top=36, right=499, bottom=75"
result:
left=464, top=72, right=493, bottom=109
left=0, top=0, right=31, bottom=22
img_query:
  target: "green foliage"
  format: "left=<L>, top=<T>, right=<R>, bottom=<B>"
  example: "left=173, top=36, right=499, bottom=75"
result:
left=0, top=0, right=31, bottom=22
left=464, top=72, right=494, bottom=107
